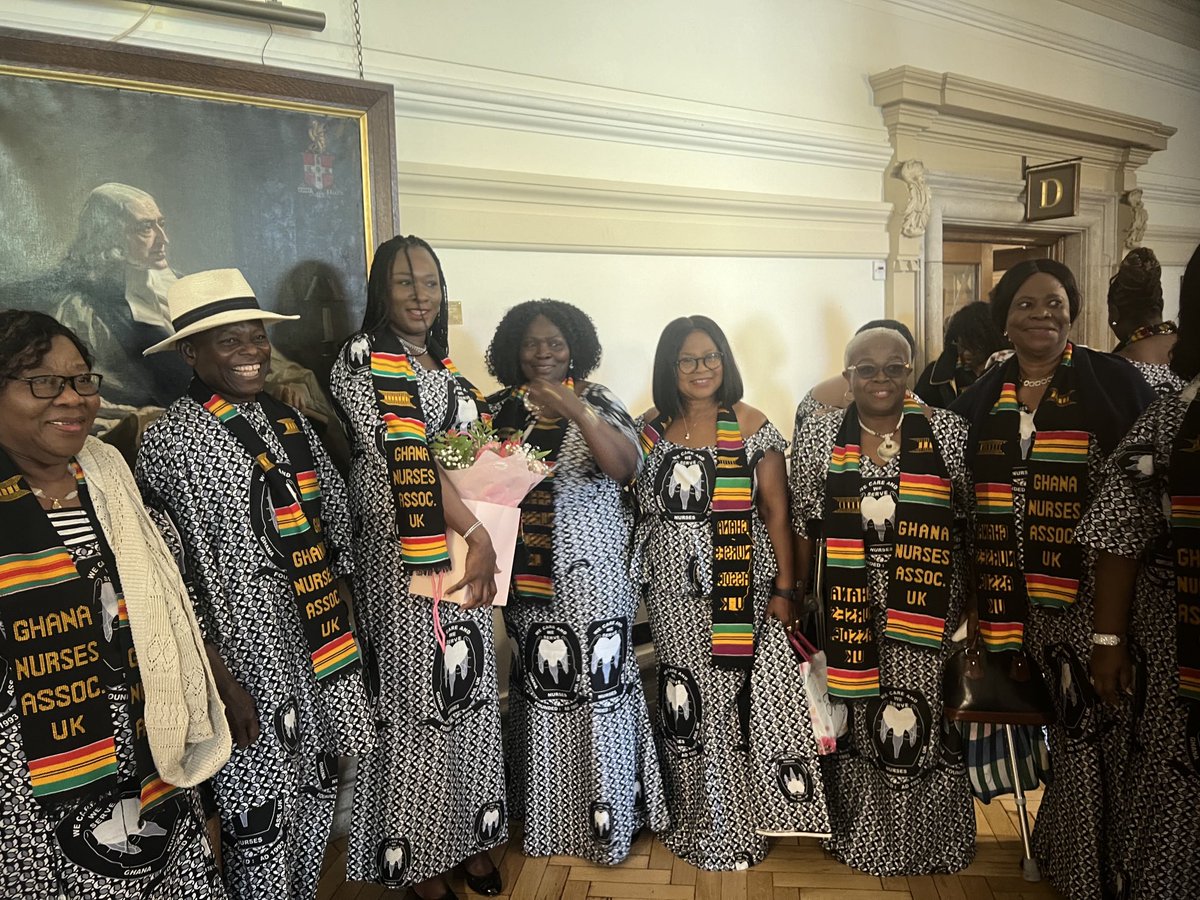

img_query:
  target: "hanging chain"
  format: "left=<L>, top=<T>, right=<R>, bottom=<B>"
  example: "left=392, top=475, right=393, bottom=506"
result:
left=352, top=0, right=364, bottom=79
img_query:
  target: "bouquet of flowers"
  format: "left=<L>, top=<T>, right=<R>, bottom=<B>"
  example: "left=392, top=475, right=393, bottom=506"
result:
left=409, top=419, right=552, bottom=607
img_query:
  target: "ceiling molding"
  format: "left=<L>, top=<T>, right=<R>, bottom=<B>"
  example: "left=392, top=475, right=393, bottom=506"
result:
left=397, top=163, right=891, bottom=257
left=1056, top=0, right=1200, bottom=52
left=878, top=0, right=1200, bottom=92
left=870, top=66, right=1177, bottom=151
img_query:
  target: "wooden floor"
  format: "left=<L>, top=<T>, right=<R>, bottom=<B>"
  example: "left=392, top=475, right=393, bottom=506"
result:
left=317, top=790, right=1062, bottom=900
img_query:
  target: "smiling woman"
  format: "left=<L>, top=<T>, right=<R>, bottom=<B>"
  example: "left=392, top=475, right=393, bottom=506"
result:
left=0, top=309, right=230, bottom=899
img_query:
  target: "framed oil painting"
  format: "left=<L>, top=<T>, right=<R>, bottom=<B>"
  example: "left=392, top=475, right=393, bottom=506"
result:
left=0, top=27, right=397, bottom=439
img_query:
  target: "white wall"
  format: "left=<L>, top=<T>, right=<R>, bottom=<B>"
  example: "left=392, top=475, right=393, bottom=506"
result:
left=2, top=0, right=1198, bottom=415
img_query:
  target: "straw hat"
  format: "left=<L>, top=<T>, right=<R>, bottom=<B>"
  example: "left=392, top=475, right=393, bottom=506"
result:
left=143, top=268, right=298, bottom=355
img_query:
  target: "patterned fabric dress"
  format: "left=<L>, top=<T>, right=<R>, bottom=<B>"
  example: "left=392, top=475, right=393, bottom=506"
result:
left=1129, top=360, right=1185, bottom=398
left=497, top=383, right=668, bottom=864
left=791, top=407, right=975, bottom=876
left=137, top=399, right=374, bottom=900
left=633, top=419, right=830, bottom=871
left=0, top=506, right=224, bottom=900
left=1076, top=385, right=1200, bottom=900
left=331, top=344, right=508, bottom=889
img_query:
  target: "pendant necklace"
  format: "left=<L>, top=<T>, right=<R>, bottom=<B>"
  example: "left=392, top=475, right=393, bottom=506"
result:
left=1020, top=374, right=1054, bottom=388
left=31, top=466, right=78, bottom=509
left=860, top=418, right=902, bottom=461
left=398, top=336, right=428, bottom=358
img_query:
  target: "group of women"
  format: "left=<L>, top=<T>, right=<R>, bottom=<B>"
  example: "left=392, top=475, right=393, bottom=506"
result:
left=1, top=234, right=1196, bottom=900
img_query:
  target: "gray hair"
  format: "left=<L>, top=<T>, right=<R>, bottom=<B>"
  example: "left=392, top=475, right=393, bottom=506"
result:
left=844, top=326, right=913, bottom=368
left=62, top=183, right=155, bottom=277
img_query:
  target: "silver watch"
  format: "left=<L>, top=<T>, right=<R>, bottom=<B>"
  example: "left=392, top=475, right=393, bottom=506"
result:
left=1091, top=633, right=1123, bottom=646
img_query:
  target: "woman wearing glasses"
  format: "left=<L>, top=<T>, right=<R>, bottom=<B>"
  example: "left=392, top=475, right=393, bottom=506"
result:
left=0, top=310, right=230, bottom=898
left=633, top=316, right=830, bottom=870
left=790, top=326, right=975, bottom=875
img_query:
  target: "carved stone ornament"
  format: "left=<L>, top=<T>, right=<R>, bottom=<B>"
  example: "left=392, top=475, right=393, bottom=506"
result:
left=897, top=159, right=931, bottom=238
left=1122, top=188, right=1148, bottom=250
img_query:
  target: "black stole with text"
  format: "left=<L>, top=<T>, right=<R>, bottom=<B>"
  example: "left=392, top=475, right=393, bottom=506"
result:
left=822, top=397, right=954, bottom=699
left=189, top=379, right=361, bottom=683
left=1170, top=384, right=1200, bottom=704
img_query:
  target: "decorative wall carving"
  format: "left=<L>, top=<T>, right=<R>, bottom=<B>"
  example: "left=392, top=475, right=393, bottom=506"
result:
left=897, top=159, right=931, bottom=237
left=1122, top=188, right=1148, bottom=249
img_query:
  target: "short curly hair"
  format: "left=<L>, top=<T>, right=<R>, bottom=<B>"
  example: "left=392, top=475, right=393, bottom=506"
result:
left=0, top=310, right=94, bottom=380
left=485, top=299, right=602, bottom=388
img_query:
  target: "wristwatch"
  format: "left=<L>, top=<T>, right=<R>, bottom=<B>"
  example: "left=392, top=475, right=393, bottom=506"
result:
left=1091, top=633, right=1124, bottom=646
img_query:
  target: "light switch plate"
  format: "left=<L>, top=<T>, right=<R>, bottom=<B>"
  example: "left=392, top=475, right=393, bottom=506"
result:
left=447, top=299, right=463, bottom=325
left=872, top=260, right=886, bottom=281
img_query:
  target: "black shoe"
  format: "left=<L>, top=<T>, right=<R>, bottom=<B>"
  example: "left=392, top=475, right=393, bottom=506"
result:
left=462, top=865, right=502, bottom=896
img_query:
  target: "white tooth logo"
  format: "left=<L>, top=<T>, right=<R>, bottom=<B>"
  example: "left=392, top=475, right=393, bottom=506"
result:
left=100, top=583, right=119, bottom=642
left=349, top=335, right=371, bottom=366
left=90, top=797, right=167, bottom=854
left=536, top=638, right=570, bottom=682
left=669, top=462, right=704, bottom=509
left=593, top=808, right=610, bottom=833
left=443, top=639, right=471, bottom=694
left=481, top=808, right=500, bottom=833
left=665, top=681, right=691, bottom=723
left=784, top=766, right=807, bottom=798
left=879, top=704, right=919, bottom=756
left=860, top=494, right=896, bottom=541
left=591, top=633, right=622, bottom=683
left=1060, top=660, right=1079, bottom=706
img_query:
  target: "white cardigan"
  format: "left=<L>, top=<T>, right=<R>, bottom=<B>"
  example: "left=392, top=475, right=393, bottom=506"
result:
left=76, top=437, right=231, bottom=787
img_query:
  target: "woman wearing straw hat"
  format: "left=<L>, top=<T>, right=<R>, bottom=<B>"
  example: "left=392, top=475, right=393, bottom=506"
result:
left=330, top=237, right=505, bottom=900
left=136, top=268, right=375, bottom=900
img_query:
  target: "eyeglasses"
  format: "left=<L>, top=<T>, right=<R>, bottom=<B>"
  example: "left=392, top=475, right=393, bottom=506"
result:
left=675, top=351, right=724, bottom=374
left=5, top=373, right=103, bottom=399
left=847, top=362, right=910, bottom=381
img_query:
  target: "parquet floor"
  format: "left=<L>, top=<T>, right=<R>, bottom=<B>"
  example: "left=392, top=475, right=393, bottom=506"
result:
left=317, top=790, right=1062, bottom=900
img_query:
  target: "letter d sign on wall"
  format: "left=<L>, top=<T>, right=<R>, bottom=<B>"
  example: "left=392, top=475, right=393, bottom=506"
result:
left=1025, top=159, right=1080, bottom=222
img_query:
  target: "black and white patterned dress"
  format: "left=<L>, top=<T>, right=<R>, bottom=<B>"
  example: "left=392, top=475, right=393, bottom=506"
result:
left=1129, top=360, right=1185, bottom=398
left=0, top=506, right=224, bottom=899
left=499, top=383, right=668, bottom=864
left=330, top=348, right=508, bottom=889
left=1075, top=384, right=1200, bottom=900
left=633, top=420, right=830, bottom=871
left=791, top=407, right=975, bottom=876
left=137, top=399, right=374, bottom=900
left=967, top=418, right=1118, bottom=900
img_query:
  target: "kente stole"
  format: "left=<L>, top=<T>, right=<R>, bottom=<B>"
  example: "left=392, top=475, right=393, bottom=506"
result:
left=491, top=379, right=573, bottom=602
left=368, top=334, right=487, bottom=571
left=0, top=452, right=176, bottom=808
left=641, top=407, right=755, bottom=670
left=822, top=397, right=954, bottom=699
left=972, top=345, right=1090, bottom=652
left=189, top=379, right=361, bottom=683
left=1170, top=383, right=1200, bottom=703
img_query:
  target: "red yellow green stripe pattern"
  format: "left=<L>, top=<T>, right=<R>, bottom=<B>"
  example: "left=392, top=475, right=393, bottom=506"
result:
left=381, top=412, right=426, bottom=442
left=825, top=537, right=865, bottom=569
left=975, top=482, right=1013, bottom=515
left=979, top=620, right=1024, bottom=652
left=1171, top=495, right=1200, bottom=529
left=711, top=623, right=754, bottom=658
left=1180, top=667, right=1200, bottom=703
left=370, top=352, right=415, bottom=379
left=272, top=502, right=310, bottom=537
left=139, top=773, right=182, bottom=812
left=639, top=421, right=663, bottom=458
left=991, top=383, right=1020, bottom=414
left=311, top=631, right=362, bottom=679
left=0, top=548, right=79, bottom=596
left=401, top=533, right=449, bottom=568
left=514, top=574, right=553, bottom=600
left=711, top=477, right=752, bottom=512
left=1030, top=430, right=1089, bottom=464
left=830, top=443, right=861, bottom=474
left=28, top=736, right=118, bottom=799
left=1025, top=572, right=1079, bottom=608
left=884, top=609, right=943, bottom=649
left=296, top=470, right=321, bottom=503
left=201, top=394, right=238, bottom=423
left=899, top=472, right=952, bottom=508
left=827, top=666, right=880, bottom=699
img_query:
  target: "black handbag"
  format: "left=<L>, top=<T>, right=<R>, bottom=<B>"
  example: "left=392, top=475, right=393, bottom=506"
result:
left=942, top=636, right=1056, bottom=726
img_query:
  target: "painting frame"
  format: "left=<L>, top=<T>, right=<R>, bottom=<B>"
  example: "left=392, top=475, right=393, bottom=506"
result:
left=0, top=25, right=398, bottom=251
left=0, top=27, right=398, bottom=443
